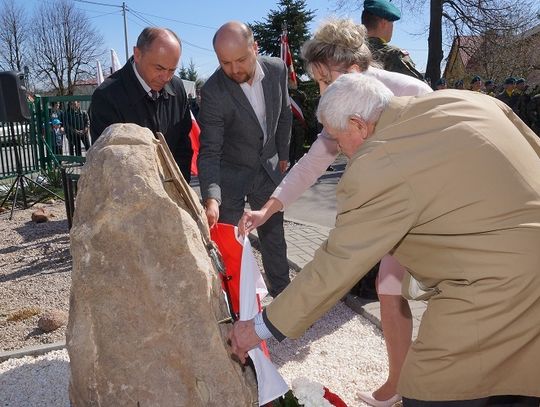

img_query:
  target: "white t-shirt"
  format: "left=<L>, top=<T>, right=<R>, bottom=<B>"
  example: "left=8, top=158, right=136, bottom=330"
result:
left=240, top=61, right=268, bottom=144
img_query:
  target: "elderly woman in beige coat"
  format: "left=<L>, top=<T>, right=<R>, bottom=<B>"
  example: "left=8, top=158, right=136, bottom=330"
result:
left=230, top=73, right=540, bottom=406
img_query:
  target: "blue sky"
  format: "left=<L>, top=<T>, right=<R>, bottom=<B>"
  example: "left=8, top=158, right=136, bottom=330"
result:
left=24, top=0, right=432, bottom=79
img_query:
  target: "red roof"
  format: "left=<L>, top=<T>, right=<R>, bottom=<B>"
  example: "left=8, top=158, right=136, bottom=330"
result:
left=74, top=78, right=98, bottom=86
left=455, top=36, right=483, bottom=68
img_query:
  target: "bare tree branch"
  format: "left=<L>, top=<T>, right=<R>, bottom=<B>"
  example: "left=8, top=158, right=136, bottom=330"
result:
left=0, top=0, right=30, bottom=72
left=30, top=0, right=104, bottom=95
left=332, top=0, right=539, bottom=86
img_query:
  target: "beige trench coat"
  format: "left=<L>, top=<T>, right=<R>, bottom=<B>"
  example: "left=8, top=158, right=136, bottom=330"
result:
left=265, top=90, right=540, bottom=400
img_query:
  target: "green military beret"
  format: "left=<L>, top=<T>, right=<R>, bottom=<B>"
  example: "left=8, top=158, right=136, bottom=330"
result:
left=363, top=0, right=401, bottom=21
left=504, top=77, right=516, bottom=85
left=435, top=78, right=447, bottom=87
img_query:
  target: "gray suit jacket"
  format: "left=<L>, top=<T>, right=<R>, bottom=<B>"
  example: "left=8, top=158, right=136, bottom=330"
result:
left=197, top=56, right=292, bottom=203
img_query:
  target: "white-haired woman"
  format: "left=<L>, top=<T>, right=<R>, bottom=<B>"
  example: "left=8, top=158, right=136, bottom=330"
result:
left=239, top=19, right=432, bottom=406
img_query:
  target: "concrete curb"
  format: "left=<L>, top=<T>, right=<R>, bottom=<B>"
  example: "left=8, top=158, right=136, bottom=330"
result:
left=249, top=231, right=302, bottom=273
left=284, top=216, right=332, bottom=234
left=0, top=340, right=66, bottom=362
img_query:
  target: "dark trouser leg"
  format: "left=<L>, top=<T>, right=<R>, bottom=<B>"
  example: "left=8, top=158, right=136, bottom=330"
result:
left=67, top=133, right=76, bottom=156
left=247, top=183, right=289, bottom=298
left=256, top=210, right=289, bottom=297
left=74, top=134, right=82, bottom=156
left=218, top=195, right=245, bottom=227
left=81, top=132, right=90, bottom=151
left=403, top=396, right=540, bottom=407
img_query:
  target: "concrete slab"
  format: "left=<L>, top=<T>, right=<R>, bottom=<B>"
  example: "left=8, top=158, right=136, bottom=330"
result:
left=0, top=341, right=66, bottom=362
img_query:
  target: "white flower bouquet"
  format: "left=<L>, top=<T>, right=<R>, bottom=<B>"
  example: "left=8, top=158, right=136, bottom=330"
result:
left=270, top=377, right=348, bottom=407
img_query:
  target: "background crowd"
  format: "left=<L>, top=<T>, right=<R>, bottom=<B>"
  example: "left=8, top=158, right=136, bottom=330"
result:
left=434, top=75, right=540, bottom=134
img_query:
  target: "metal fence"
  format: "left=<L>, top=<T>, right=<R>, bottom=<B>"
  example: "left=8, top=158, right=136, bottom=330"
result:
left=0, top=120, right=40, bottom=179
left=0, top=95, right=92, bottom=180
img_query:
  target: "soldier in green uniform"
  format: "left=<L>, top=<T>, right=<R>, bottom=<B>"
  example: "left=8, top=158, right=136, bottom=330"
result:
left=361, top=0, right=424, bottom=80
left=529, top=93, right=540, bottom=136
left=454, top=79, right=464, bottom=89
left=435, top=77, right=447, bottom=90
left=484, top=79, right=497, bottom=96
left=470, top=75, right=483, bottom=92
left=514, top=78, right=532, bottom=127
left=497, top=77, right=519, bottom=112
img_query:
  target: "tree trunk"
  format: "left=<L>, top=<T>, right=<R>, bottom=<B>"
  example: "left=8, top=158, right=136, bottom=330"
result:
left=425, top=0, right=444, bottom=87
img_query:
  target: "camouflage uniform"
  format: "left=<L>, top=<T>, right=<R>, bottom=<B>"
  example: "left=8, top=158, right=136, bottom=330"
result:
left=368, top=36, right=424, bottom=81
left=514, top=89, right=531, bottom=127
left=529, top=94, right=540, bottom=136
left=497, top=90, right=520, bottom=114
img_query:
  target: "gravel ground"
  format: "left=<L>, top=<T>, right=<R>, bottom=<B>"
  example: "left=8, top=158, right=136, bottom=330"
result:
left=0, top=304, right=388, bottom=407
left=0, top=202, right=389, bottom=406
left=0, top=202, right=71, bottom=352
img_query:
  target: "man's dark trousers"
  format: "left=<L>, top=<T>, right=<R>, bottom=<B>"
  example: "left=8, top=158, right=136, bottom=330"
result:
left=218, top=168, right=289, bottom=298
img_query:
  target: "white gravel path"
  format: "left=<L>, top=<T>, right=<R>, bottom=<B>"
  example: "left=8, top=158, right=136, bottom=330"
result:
left=0, top=302, right=388, bottom=407
left=0, top=350, right=70, bottom=407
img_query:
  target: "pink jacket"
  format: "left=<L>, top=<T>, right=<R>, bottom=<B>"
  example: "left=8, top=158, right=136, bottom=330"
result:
left=272, top=67, right=432, bottom=207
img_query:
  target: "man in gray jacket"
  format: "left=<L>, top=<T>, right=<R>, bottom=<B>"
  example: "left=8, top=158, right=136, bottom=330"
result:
left=197, top=21, right=292, bottom=297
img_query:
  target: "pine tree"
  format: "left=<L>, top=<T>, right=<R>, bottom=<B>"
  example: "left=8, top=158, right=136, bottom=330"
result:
left=179, top=58, right=205, bottom=89
left=249, top=0, right=315, bottom=77
left=178, top=65, right=189, bottom=80
left=186, top=59, right=198, bottom=82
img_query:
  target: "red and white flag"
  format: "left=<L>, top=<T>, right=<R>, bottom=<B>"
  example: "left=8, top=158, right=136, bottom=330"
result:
left=210, top=223, right=289, bottom=405
left=189, top=111, right=200, bottom=176
left=280, top=28, right=297, bottom=90
left=280, top=28, right=305, bottom=126
left=290, top=96, right=305, bottom=124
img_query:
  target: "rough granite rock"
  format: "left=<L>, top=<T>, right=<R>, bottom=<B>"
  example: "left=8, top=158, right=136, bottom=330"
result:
left=67, top=124, right=257, bottom=406
left=38, top=309, right=68, bottom=332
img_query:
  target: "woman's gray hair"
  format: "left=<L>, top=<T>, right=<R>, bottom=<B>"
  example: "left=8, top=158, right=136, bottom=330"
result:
left=317, top=73, right=393, bottom=130
left=301, top=18, right=372, bottom=75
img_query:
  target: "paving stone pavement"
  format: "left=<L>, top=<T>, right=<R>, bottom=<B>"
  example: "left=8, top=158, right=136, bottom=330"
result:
left=283, top=217, right=427, bottom=340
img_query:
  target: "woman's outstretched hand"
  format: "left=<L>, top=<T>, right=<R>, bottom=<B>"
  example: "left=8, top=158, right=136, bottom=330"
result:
left=238, top=198, right=284, bottom=237
left=238, top=209, right=266, bottom=237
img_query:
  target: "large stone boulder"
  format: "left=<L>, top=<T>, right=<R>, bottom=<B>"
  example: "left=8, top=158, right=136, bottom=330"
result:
left=67, top=124, right=256, bottom=406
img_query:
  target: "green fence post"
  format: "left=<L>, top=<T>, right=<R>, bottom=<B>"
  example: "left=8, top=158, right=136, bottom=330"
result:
left=30, top=96, right=41, bottom=172
left=34, top=95, right=47, bottom=170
